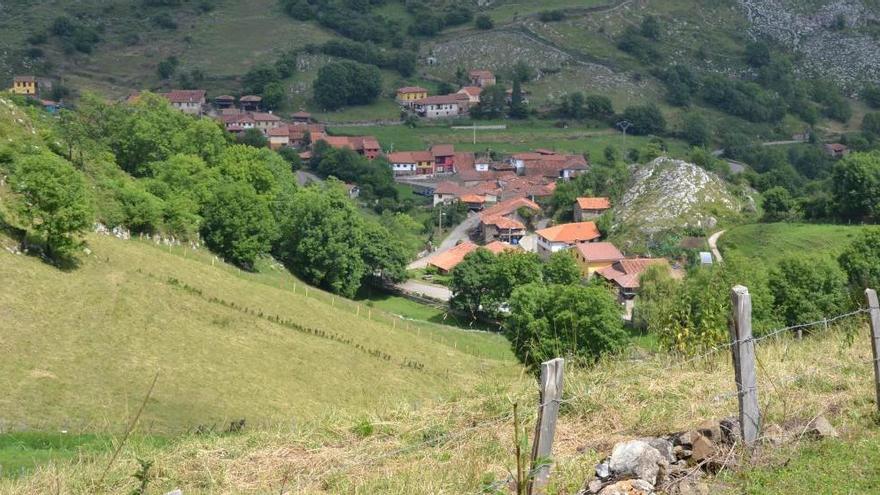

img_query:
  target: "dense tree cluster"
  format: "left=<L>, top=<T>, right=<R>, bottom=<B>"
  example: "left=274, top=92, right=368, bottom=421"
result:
left=313, top=60, right=382, bottom=110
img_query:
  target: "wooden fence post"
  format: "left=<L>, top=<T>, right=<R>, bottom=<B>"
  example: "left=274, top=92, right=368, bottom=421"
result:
left=730, top=285, right=760, bottom=447
left=528, top=357, right=564, bottom=495
left=864, top=289, right=880, bottom=413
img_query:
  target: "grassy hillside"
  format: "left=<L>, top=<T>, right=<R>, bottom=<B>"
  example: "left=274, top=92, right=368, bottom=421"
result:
left=2, top=305, right=880, bottom=493
left=0, top=232, right=518, bottom=433
left=719, top=223, right=872, bottom=266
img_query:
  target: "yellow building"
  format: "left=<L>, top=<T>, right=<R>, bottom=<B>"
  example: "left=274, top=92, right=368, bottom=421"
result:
left=395, top=86, right=428, bottom=107
left=10, top=75, right=37, bottom=96
left=574, top=241, right=624, bottom=278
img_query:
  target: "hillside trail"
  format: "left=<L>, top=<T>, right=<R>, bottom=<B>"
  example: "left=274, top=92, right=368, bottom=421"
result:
left=708, top=229, right=725, bottom=263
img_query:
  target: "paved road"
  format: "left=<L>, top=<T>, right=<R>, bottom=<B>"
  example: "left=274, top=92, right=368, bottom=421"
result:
left=407, top=213, right=480, bottom=270
left=296, top=170, right=323, bottom=186
left=397, top=280, right=452, bottom=301
left=708, top=230, right=726, bottom=263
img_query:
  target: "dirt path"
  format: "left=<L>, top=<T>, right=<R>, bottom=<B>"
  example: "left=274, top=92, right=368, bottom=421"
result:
left=708, top=230, right=726, bottom=263
left=407, top=214, right=480, bottom=270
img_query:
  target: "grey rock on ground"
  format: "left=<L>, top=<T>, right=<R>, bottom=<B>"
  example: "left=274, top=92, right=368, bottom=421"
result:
left=806, top=415, right=838, bottom=439
left=598, top=479, right=655, bottom=495
left=609, top=440, right=668, bottom=486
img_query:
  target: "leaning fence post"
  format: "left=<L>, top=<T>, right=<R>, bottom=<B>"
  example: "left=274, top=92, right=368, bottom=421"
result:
left=730, top=285, right=760, bottom=447
left=864, top=289, right=880, bottom=413
left=528, top=357, right=564, bottom=495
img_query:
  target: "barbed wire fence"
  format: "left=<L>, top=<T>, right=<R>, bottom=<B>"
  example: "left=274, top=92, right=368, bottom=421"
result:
left=291, top=286, right=880, bottom=494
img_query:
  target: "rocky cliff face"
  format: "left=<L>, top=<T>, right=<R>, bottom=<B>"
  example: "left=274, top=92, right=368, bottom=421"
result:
left=738, top=0, right=880, bottom=88
left=613, top=157, right=753, bottom=239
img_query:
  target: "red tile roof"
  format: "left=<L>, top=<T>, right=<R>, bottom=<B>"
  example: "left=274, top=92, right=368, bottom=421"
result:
left=458, top=86, right=483, bottom=97
left=576, top=197, right=611, bottom=210
left=240, top=95, right=262, bottom=102
left=576, top=242, right=623, bottom=263
left=389, top=151, right=434, bottom=163
left=484, top=241, right=519, bottom=254
left=13, top=75, right=36, bottom=82
left=485, top=216, right=525, bottom=230
left=428, top=242, right=478, bottom=272
left=431, top=144, right=455, bottom=157
left=469, top=69, right=494, bottom=79
left=479, top=197, right=540, bottom=221
left=597, top=258, right=669, bottom=289
left=292, top=111, right=311, bottom=118
left=163, top=89, right=206, bottom=103
left=251, top=112, right=281, bottom=122
left=415, top=94, right=463, bottom=105
left=268, top=126, right=290, bottom=137
left=397, top=86, right=428, bottom=94
left=460, top=193, right=486, bottom=203
left=536, top=222, right=600, bottom=243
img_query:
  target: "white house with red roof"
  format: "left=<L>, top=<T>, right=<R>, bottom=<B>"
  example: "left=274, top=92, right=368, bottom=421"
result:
left=161, top=89, right=206, bottom=115
left=535, top=222, right=601, bottom=259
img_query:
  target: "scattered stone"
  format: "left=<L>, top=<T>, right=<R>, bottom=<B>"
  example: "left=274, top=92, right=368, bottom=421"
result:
left=165, top=490, right=182, bottom=495
left=762, top=423, right=787, bottom=446
left=689, top=434, right=716, bottom=466
left=588, top=479, right=605, bottom=494
left=806, top=415, right=838, bottom=439
left=672, top=445, right=690, bottom=459
left=674, top=430, right=699, bottom=448
left=719, top=417, right=740, bottom=445
left=596, top=460, right=611, bottom=479
left=695, top=420, right=722, bottom=444
left=666, top=480, right=709, bottom=495
left=639, top=437, right=675, bottom=463
left=609, top=440, right=668, bottom=486
left=598, top=479, right=654, bottom=495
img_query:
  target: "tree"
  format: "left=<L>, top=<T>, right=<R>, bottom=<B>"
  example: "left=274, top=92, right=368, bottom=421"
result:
left=830, top=152, right=880, bottom=221
left=157, top=56, right=179, bottom=80
left=585, top=95, right=614, bottom=120
left=473, top=84, right=507, bottom=119
left=450, top=248, right=499, bottom=318
left=490, top=251, right=543, bottom=308
left=9, top=153, right=93, bottom=259
left=863, top=112, right=880, bottom=138
left=769, top=256, right=847, bottom=327
left=681, top=112, right=709, bottom=146
left=640, top=15, right=661, bottom=40
left=313, top=60, right=382, bottom=110
left=863, top=84, right=880, bottom=109
left=475, top=14, right=493, bottom=30
left=275, top=183, right=396, bottom=297
left=200, top=181, right=278, bottom=268
left=243, top=64, right=280, bottom=95
left=745, top=41, right=771, bottom=67
left=506, top=283, right=626, bottom=368
left=622, top=103, right=666, bottom=135
left=543, top=251, right=581, bottom=285
left=508, top=79, right=527, bottom=119
left=262, top=82, right=286, bottom=111
left=840, top=229, right=880, bottom=292
left=761, top=186, right=795, bottom=222
left=512, top=60, right=534, bottom=83
left=238, top=128, right=268, bottom=148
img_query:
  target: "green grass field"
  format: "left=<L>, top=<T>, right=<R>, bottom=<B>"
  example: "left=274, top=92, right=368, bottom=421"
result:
left=719, top=223, right=872, bottom=266
left=0, top=233, right=519, bottom=435
left=330, top=120, right=689, bottom=157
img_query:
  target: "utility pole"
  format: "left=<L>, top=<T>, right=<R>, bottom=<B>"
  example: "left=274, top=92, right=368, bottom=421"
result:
left=616, top=119, right=632, bottom=149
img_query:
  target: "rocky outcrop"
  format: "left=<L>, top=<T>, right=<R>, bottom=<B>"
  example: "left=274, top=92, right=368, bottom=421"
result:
left=737, top=0, right=880, bottom=88
left=613, top=157, right=752, bottom=239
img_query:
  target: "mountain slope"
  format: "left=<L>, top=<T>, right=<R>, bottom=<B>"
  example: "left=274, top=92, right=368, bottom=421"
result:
left=0, top=233, right=517, bottom=432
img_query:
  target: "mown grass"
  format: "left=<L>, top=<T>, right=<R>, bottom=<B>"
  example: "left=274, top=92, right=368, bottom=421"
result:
left=0, top=233, right=519, bottom=436
left=719, top=223, right=872, bottom=267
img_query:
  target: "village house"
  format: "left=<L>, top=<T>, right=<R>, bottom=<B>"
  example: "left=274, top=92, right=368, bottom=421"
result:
left=428, top=240, right=518, bottom=274
left=573, top=242, right=624, bottom=278
left=289, top=123, right=326, bottom=147
left=574, top=197, right=611, bottom=221
left=432, top=144, right=456, bottom=174
left=479, top=197, right=540, bottom=245
left=268, top=126, right=292, bottom=150
left=214, top=95, right=235, bottom=109
left=162, top=89, right=206, bottom=115
left=413, top=94, right=463, bottom=119
left=291, top=111, right=312, bottom=123
left=535, top=221, right=601, bottom=259
left=824, top=143, right=849, bottom=158
left=388, top=150, right=435, bottom=176
left=511, top=150, right=588, bottom=179
left=456, top=86, right=482, bottom=106
left=320, top=136, right=381, bottom=159
left=432, top=180, right=501, bottom=206
left=469, top=69, right=496, bottom=87
left=240, top=95, right=262, bottom=111
left=220, top=113, right=255, bottom=134
left=597, top=258, right=670, bottom=300
left=252, top=112, right=283, bottom=134
left=395, top=86, right=429, bottom=107
left=460, top=193, right=487, bottom=211
left=9, top=75, right=38, bottom=96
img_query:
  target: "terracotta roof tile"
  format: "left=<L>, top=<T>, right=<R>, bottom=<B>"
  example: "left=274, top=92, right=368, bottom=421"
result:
left=576, top=197, right=611, bottom=210
left=576, top=242, right=623, bottom=262
left=428, top=242, right=478, bottom=272
left=536, top=222, right=600, bottom=243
